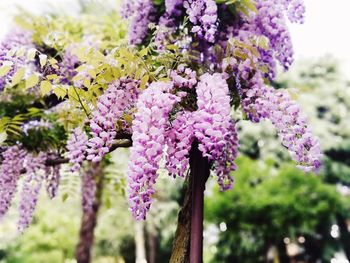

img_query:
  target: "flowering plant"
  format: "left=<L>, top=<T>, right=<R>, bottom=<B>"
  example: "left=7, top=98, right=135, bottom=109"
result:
left=0, top=0, right=321, bottom=260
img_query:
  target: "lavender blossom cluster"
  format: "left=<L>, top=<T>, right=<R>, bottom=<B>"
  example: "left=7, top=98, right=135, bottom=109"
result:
left=128, top=81, right=182, bottom=220
left=0, top=146, right=63, bottom=231
left=87, top=78, right=140, bottom=162
left=0, top=30, right=33, bottom=91
left=0, top=146, right=26, bottom=219
left=128, top=72, right=240, bottom=219
left=67, top=127, right=89, bottom=172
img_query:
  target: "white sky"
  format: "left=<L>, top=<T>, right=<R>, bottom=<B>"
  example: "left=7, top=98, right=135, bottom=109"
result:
left=289, top=0, right=350, bottom=72
left=0, top=0, right=349, bottom=72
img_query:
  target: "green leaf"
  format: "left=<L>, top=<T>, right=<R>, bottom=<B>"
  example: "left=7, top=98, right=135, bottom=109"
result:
left=27, top=48, right=37, bottom=61
left=53, top=86, right=67, bottom=99
left=0, top=132, right=7, bottom=145
left=0, top=64, right=12, bottom=77
left=11, top=67, right=26, bottom=86
left=139, top=47, right=149, bottom=57
left=40, top=81, right=52, bottom=96
left=39, top=54, right=47, bottom=68
left=25, top=74, right=39, bottom=89
left=62, top=193, right=69, bottom=202
left=140, top=75, right=149, bottom=89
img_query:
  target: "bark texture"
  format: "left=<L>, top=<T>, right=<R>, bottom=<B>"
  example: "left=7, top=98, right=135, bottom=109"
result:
left=170, top=142, right=210, bottom=263
left=75, top=163, right=104, bottom=263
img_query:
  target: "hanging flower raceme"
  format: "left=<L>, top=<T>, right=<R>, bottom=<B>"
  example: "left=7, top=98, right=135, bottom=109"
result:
left=192, top=73, right=238, bottom=189
left=67, top=127, right=89, bottom=171
left=127, top=81, right=182, bottom=220
left=260, top=87, right=322, bottom=172
left=121, top=0, right=156, bottom=45
left=240, top=71, right=321, bottom=172
left=86, top=78, right=140, bottom=162
left=17, top=152, right=46, bottom=232
left=165, top=111, right=195, bottom=177
left=214, top=120, right=239, bottom=191
left=0, top=146, right=26, bottom=219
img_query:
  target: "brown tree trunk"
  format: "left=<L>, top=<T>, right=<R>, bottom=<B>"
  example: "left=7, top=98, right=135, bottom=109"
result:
left=75, top=163, right=104, bottom=263
left=170, top=141, right=210, bottom=263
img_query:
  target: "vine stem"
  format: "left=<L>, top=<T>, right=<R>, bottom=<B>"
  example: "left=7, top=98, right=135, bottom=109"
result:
left=72, top=86, right=90, bottom=118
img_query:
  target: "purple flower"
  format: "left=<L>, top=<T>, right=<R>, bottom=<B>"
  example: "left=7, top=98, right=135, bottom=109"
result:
left=192, top=73, right=238, bottom=190
left=165, top=111, right=195, bottom=177
left=169, top=64, right=197, bottom=89
left=67, top=127, right=88, bottom=171
left=240, top=72, right=322, bottom=172
left=17, top=152, right=46, bottom=232
left=0, top=146, right=26, bottom=219
left=87, top=78, right=140, bottom=162
left=184, top=0, right=218, bottom=43
left=165, top=0, right=184, bottom=16
left=127, top=81, right=181, bottom=220
left=121, top=0, right=156, bottom=45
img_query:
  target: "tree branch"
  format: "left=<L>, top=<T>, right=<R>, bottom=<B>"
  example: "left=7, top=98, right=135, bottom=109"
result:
left=45, top=139, right=132, bottom=166
left=19, top=138, right=133, bottom=173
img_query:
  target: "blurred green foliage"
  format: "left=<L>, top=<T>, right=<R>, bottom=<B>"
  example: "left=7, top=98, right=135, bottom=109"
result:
left=205, top=157, right=348, bottom=262
left=204, top=57, right=350, bottom=262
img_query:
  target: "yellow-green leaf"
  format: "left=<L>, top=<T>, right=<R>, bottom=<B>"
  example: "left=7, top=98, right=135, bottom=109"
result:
left=25, top=74, right=39, bottom=89
left=140, top=75, right=149, bottom=89
left=27, top=48, right=37, bottom=61
left=83, top=78, right=91, bottom=88
left=40, top=81, right=52, bottom=96
left=53, top=86, right=67, bottom=99
left=11, top=68, right=25, bottom=86
left=139, top=47, right=148, bottom=57
left=48, top=58, right=58, bottom=65
left=0, top=132, right=7, bottom=145
left=16, top=47, right=26, bottom=57
left=39, top=54, right=47, bottom=68
left=0, top=65, right=12, bottom=77
left=47, top=74, right=59, bottom=80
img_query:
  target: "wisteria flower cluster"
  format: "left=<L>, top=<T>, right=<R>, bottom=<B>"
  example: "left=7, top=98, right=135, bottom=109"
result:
left=119, top=0, right=320, bottom=220
left=0, top=0, right=321, bottom=229
left=67, top=127, right=89, bottom=172
left=86, top=78, right=140, bottom=162
left=0, top=146, right=56, bottom=232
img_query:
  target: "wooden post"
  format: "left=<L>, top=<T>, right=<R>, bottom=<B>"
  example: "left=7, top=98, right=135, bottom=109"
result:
left=170, top=141, right=210, bottom=263
left=189, top=142, right=210, bottom=263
